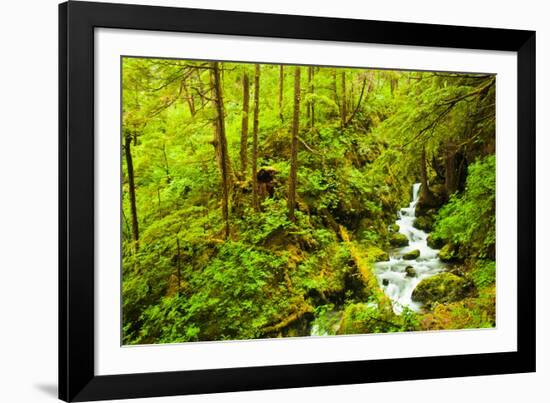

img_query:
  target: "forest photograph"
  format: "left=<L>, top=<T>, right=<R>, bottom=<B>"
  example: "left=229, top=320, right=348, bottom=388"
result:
left=121, top=57, right=496, bottom=345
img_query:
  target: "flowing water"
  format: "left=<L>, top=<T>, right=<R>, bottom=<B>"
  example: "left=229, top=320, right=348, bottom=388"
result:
left=374, top=183, right=445, bottom=313
left=310, top=183, right=444, bottom=335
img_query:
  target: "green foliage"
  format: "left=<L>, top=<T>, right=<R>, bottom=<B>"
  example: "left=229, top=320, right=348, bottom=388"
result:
left=469, top=260, right=496, bottom=289
left=121, top=57, right=496, bottom=344
left=129, top=241, right=293, bottom=343
left=433, top=155, right=496, bottom=258
left=338, top=299, right=420, bottom=334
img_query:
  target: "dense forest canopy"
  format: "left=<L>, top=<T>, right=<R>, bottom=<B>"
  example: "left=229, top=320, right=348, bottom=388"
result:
left=122, top=57, right=496, bottom=344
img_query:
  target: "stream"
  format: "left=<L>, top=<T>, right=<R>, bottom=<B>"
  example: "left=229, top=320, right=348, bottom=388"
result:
left=310, top=183, right=444, bottom=336
left=373, top=183, right=445, bottom=313
left=310, top=183, right=445, bottom=336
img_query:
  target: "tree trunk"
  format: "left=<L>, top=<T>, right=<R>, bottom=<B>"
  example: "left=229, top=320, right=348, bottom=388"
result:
left=210, top=62, right=231, bottom=239
left=176, top=237, right=181, bottom=296
left=420, top=146, right=435, bottom=204
left=162, top=143, right=171, bottom=182
left=252, top=64, right=261, bottom=210
left=308, top=66, right=315, bottom=129
left=445, top=140, right=458, bottom=196
left=124, top=134, right=139, bottom=250
left=288, top=66, right=301, bottom=222
left=239, top=71, right=250, bottom=179
left=278, top=65, right=284, bottom=123
left=332, top=69, right=340, bottom=117
left=181, top=78, right=195, bottom=116
left=341, top=71, right=347, bottom=127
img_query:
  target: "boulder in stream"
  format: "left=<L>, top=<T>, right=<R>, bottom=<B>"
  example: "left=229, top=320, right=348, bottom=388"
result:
left=389, top=233, right=409, bottom=247
left=411, top=272, right=474, bottom=306
left=405, top=266, right=417, bottom=277
left=402, top=249, right=420, bottom=260
left=413, top=216, right=433, bottom=232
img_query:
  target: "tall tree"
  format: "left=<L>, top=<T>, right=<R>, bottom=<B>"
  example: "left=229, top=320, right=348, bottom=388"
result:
left=239, top=71, right=250, bottom=179
left=307, top=66, right=315, bottom=129
left=288, top=66, right=301, bottom=222
left=210, top=62, right=232, bottom=239
left=181, top=77, right=196, bottom=116
left=278, top=65, right=284, bottom=122
left=341, top=70, right=347, bottom=127
left=124, top=131, right=139, bottom=250
left=251, top=64, right=261, bottom=210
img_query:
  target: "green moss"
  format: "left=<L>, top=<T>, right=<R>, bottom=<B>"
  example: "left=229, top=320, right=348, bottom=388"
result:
left=412, top=272, right=474, bottom=307
left=338, top=301, right=420, bottom=335
left=420, top=286, right=495, bottom=330
left=388, top=223, right=400, bottom=233
left=389, top=233, right=409, bottom=247
left=427, top=234, right=445, bottom=249
left=366, top=246, right=390, bottom=262
left=402, top=249, right=420, bottom=260
left=438, top=243, right=457, bottom=262
left=413, top=216, right=433, bottom=231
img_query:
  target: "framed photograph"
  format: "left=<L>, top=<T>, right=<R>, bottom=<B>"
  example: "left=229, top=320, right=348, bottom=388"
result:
left=59, top=1, right=535, bottom=401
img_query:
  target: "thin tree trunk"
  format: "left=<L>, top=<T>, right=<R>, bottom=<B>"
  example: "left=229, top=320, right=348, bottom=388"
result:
left=181, top=78, right=195, bottom=116
left=124, top=134, right=139, bottom=250
left=162, top=143, right=171, bottom=182
left=420, top=146, right=435, bottom=204
left=252, top=64, right=261, bottom=211
left=288, top=66, right=301, bottom=222
left=445, top=140, right=458, bottom=196
left=240, top=71, right=250, bottom=179
left=176, top=237, right=181, bottom=296
left=308, top=66, right=315, bottom=129
left=332, top=69, right=340, bottom=117
left=278, top=65, right=284, bottom=123
left=341, top=71, right=347, bottom=127
left=344, top=72, right=369, bottom=127
left=210, top=62, right=231, bottom=239
left=195, top=69, right=206, bottom=107
left=157, top=187, right=162, bottom=214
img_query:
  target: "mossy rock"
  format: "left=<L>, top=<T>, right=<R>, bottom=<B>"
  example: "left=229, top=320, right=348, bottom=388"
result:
left=438, top=243, right=457, bottom=262
left=413, top=216, right=433, bottom=232
left=402, top=249, right=420, bottom=260
left=427, top=234, right=445, bottom=249
left=388, top=223, right=400, bottom=233
left=416, top=184, right=447, bottom=215
left=389, top=233, right=409, bottom=247
left=405, top=266, right=417, bottom=277
left=411, top=272, right=474, bottom=306
left=367, top=246, right=390, bottom=262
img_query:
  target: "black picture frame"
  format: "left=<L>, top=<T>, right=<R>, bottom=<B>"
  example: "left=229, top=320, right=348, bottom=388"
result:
left=59, top=1, right=536, bottom=401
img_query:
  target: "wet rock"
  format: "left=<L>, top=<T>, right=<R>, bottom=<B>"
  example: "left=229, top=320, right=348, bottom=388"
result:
left=413, top=216, right=433, bottom=232
left=411, top=272, right=474, bottom=306
left=438, top=243, right=457, bottom=262
left=405, top=266, right=417, bottom=277
left=382, top=279, right=389, bottom=286
left=389, top=223, right=400, bottom=233
left=427, top=234, right=445, bottom=249
left=402, top=249, right=420, bottom=260
left=389, top=233, right=409, bottom=247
